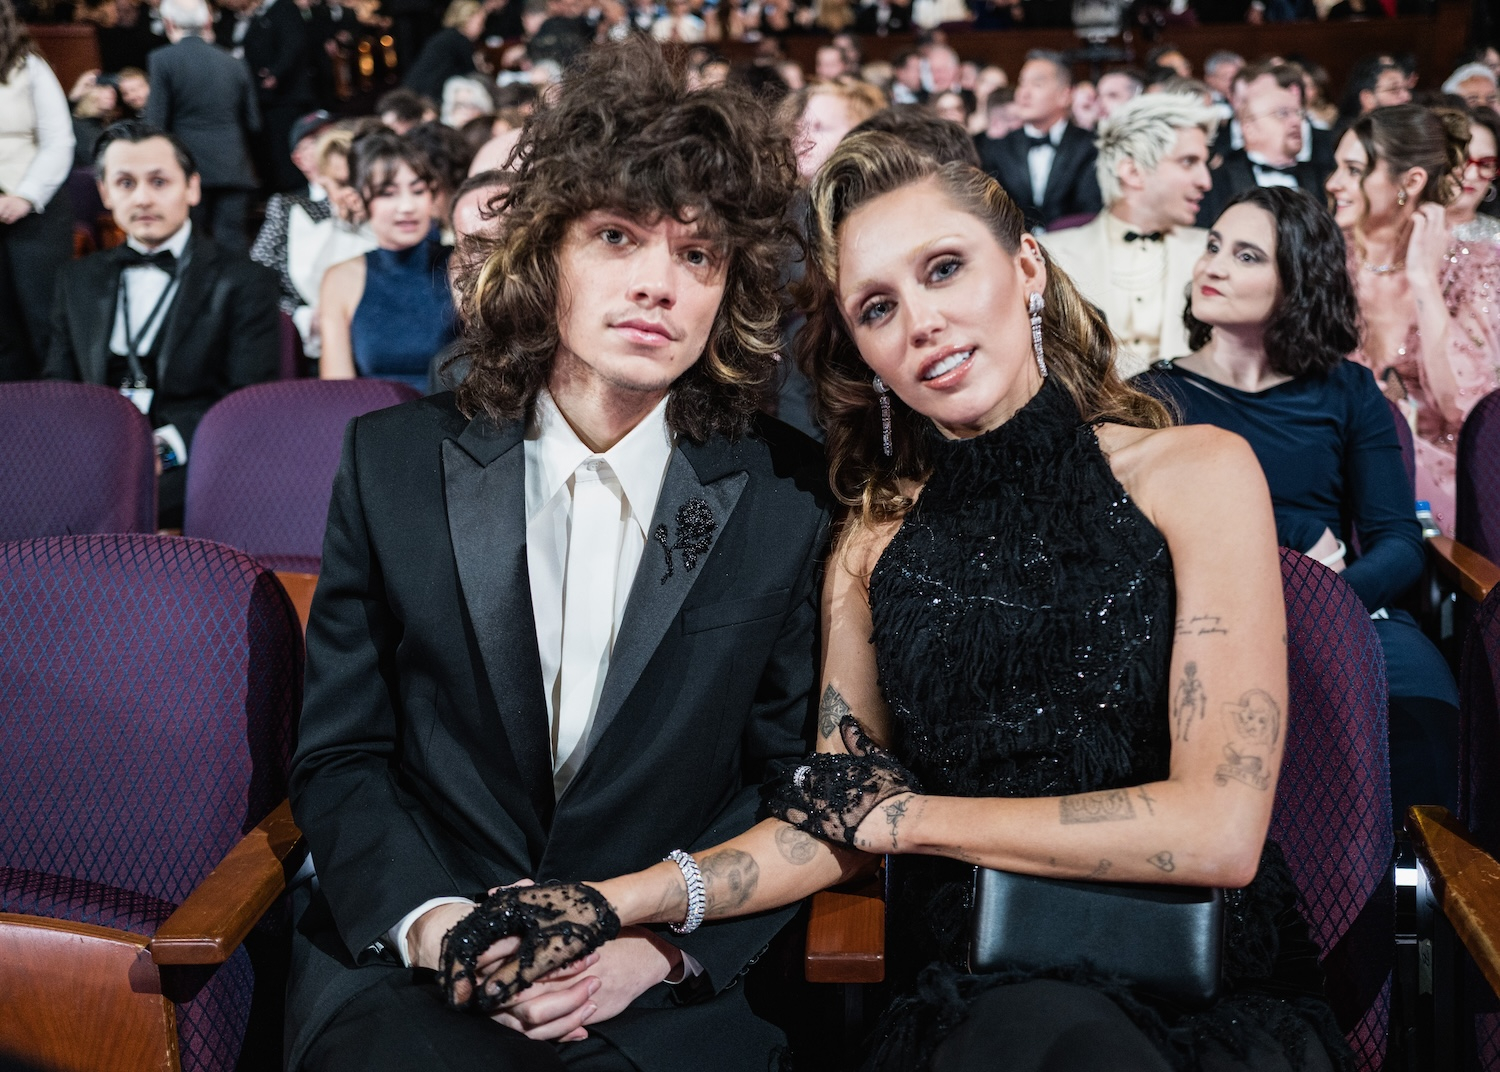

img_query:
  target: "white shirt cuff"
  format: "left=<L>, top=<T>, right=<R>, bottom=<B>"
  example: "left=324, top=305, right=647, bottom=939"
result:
left=666, top=950, right=704, bottom=984
left=386, top=896, right=476, bottom=967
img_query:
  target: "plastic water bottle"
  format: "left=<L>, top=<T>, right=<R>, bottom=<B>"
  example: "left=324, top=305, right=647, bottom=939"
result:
left=1415, top=501, right=1441, bottom=539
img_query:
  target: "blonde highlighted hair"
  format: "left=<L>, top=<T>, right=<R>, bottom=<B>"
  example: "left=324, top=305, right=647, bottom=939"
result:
left=1094, top=91, right=1220, bottom=204
left=797, top=132, right=1172, bottom=523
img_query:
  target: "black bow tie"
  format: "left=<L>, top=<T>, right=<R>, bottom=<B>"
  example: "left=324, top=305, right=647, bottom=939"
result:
left=1124, top=231, right=1163, bottom=243
left=119, top=247, right=177, bottom=273
left=1024, top=134, right=1054, bottom=152
left=1253, top=160, right=1299, bottom=177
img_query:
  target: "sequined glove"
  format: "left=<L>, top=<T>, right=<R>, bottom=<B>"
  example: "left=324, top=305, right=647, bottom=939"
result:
left=764, top=715, right=922, bottom=847
left=439, top=880, right=621, bottom=1013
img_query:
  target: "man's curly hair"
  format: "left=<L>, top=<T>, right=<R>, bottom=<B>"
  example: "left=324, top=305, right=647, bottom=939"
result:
left=456, top=39, right=800, bottom=442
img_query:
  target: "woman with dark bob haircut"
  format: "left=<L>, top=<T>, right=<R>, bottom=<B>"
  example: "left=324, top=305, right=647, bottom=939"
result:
left=478, top=135, right=1353, bottom=1072
left=1138, top=185, right=1458, bottom=821
left=454, top=40, right=798, bottom=441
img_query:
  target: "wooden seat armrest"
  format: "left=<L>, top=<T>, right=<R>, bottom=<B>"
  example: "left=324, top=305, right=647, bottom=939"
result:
left=274, top=570, right=318, bottom=635
left=1407, top=805, right=1500, bottom=998
left=149, top=799, right=304, bottom=965
left=805, top=870, right=885, bottom=984
left=1427, top=536, right=1500, bottom=603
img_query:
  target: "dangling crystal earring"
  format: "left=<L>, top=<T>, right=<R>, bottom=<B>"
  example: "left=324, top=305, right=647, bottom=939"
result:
left=1397, top=189, right=1408, bottom=207
left=1028, top=293, right=1048, bottom=379
left=872, top=374, right=893, bottom=457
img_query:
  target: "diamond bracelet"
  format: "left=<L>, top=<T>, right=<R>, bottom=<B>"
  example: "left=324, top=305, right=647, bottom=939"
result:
left=664, top=849, right=705, bottom=935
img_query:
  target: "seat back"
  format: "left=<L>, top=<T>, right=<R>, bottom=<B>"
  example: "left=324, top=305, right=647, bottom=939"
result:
left=0, top=534, right=302, bottom=906
left=1457, top=389, right=1500, bottom=562
left=182, top=380, right=420, bottom=572
left=277, top=311, right=304, bottom=380
left=1269, top=549, right=1393, bottom=1071
left=1459, top=585, right=1500, bottom=855
left=0, top=382, right=157, bottom=539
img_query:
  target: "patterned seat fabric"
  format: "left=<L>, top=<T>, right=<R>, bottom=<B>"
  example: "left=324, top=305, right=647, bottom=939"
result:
left=183, top=379, right=421, bottom=572
left=1457, top=390, right=1499, bottom=561
left=1270, top=549, right=1393, bottom=1071
left=1459, top=586, right=1500, bottom=1070
left=0, top=382, right=156, bottom=538
left=0, top=534, right=302, bottom=1072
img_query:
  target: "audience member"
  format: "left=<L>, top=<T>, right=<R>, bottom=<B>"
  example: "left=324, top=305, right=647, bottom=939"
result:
left=319, top=128, right=455, bottom=391
left=67, top=69, right=123, bottom=167
left=1042, top=92, right=1216, bottom=375
left=441, top=75, right=494, bottom=128
left=1146, top=43, right=1191, bottom=79
left=250, top=123, right=377, bottom=358
left=1069, top=78, right=1099, bottom=129
left=1340, top=57, right=1411, bottom=121
left=651, top=0, right=707, bottom=41
left=1447, top=107, right=1499, bottom=242
left=849, top=103, right=980, bottom=166
left=1197, top=64, right=1327, bottom=226
left=814, top=43, right=846, bottom=80
left=44, top=121, right=279, bottom=526
left=405, top=118, right=474, bottom=226
left=115, top=66, right=150, bottom=115
left=216, top=0, right=314, bottom=192
left=146, top=0, right=261, bottom=252
left=1095, top=67, right=1143, bottom=120
left=376, top=86, right=437, bottom=133
left=0, top=0, right=74, bottom=381
left=786, top=78, right=885, bottom=183
left=1139, top=185, right=1458, bottom=821
left=1329, top=103, right=1500, bottom=536
left=288, top=108, right=336, bottom=198
left=1299, top=60, right=1339, bottom=128
left=402, top=0, right=484, bottom=105
left=979, top=50, right=1102, bottom=230
left=889, top=48, right=924, bottom=104
left=427, top=165, right=510, bottom=391
left=1442, top=62, right=1499, bottom=115
left=1203, top=49, right=1243, bottom=118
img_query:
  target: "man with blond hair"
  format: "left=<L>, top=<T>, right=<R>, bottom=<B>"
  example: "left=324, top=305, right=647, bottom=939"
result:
left=1041, top=92, right=1217, bottom=375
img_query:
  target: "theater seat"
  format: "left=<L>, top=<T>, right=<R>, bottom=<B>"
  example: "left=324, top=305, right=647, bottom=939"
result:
left=0, top=534, right=304, bottom=1072
left=0, top=382, right=157, bottom=539
left=1458, top=390, right=1500, bottom=564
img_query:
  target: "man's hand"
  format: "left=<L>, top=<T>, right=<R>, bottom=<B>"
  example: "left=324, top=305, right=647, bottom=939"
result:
left=492, top=926, right=681, bottom=1042
left=407, top=900, right=481, bottom=971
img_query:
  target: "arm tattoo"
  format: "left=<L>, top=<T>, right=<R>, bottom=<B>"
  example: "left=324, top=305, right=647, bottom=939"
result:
left=881, top=796, right=909, bottom=851
left=1135, top=787, right=1157, bottom=816
left=1085, top=859, right=1113, bottom=879
left=774, top=824, right=819, bottom=866
left=1214, top=689, right=1282, bottom=792
left=1176, top=615, right=1229, bottom=637
left=1059, top=789, right=1136, bottom=824
left=1170, top=662, right=1208, bottom=741
left=818, top=684, right=852, bottom=741
left=700, top=849, right=760, bottom=917
left=1148, top=851, right=1176, bottom=873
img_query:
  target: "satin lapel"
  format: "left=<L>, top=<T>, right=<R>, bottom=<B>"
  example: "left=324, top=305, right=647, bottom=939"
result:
left=442, top=420, right=556, bottom=829
left=581, top=446, right=749, bottom=756
left=1042, top=128, right=1084, bottom=207
left=156, top=233, right=214, bottom=385
left=83, top=254, right=122, bottom=387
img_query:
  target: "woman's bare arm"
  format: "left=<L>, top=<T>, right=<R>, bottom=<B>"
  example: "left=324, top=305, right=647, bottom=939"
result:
left=318, top=256, right=364, bottom=380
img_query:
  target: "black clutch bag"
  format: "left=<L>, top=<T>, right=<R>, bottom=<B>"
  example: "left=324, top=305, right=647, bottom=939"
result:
left=967, top=867, right=1225, bottom=1009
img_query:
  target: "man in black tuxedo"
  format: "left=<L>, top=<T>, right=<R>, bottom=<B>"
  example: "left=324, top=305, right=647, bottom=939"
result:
left=145, top=0, right=261, bottom=251
left=286, top=40, right=830, bottom=1072
left=1197, top=65, right=1332, bottom=227
left=44, top=122, right=279, bottom=527
left=979, top=51, right=1102, bottom=231
left=216, top=0, right=314, bottom=192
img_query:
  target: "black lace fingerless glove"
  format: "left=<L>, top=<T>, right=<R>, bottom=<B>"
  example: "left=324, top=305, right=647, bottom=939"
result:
left=439, top=880, right=621, bottom=1013
left=764, top=715, right=922, bottom=846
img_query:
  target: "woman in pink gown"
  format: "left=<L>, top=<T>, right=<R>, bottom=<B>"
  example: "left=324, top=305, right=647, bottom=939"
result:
left=1326, top=103, right=1500, bottom=535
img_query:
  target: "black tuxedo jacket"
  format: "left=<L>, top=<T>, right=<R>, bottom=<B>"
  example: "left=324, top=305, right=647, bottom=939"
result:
left=216, top=0, right=312, bottom=108
left=43, top=230, right=280, bottom=446
left=1196, top=147, right=1329, bottom=227
left=286, top=395, right=832, bottom=1072
left=979, top=123, right=1103, bottom=230
left=145, top=37, right=261, bottom=190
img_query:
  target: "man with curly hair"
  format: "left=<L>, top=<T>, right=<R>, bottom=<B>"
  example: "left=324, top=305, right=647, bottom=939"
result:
left=286, top=39, right=829, bottom=1072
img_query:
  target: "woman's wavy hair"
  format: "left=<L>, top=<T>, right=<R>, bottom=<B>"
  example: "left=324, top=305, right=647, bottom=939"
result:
left=1348, top=102, right=1469, bottom=208
left=0, top=0, right=33, bottom=81
left=349, top=126, right=441, bottom=207
left=456, top=38, right=800, bottom=442
left=1185, top=186, right=1358, bottom=377
left=797, top=132, right=1171, bottom=524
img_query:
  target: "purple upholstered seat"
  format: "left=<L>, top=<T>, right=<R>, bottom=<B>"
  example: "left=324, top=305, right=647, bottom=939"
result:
left=0, top=381, right=156, bottom=538
left=183, top=379, right=420, bottom=572
left=1270, top=549, right=1393, bottom=1071
left=1457, top=389, right=1500, bottom=562
left=0, top=534, right=303, bottom=1072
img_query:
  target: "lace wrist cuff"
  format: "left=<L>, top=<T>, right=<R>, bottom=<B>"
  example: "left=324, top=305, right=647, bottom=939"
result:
left=664, top=849, right=705, bottom=934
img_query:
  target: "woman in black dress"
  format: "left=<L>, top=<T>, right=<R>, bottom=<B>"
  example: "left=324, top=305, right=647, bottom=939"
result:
left=439, top=134, right=1351, bottom=1072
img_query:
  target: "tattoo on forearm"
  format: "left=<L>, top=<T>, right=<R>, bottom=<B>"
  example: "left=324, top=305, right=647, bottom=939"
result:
left=701, top=849, right=760, bottom=916
left=1170, top=661, right=1208, bottom=741
left=1059, top=789, right=1136, bottom=824
left=1148, top=851, right=1176, bottom=873
left=882, top=797, right=908, bottom=851
left=1085, top=859, right=1113, bottom=879
left=818, top=684, right=851, bottom=740
left=774, top=824, right=819, bottom=866
left=1136, top=787, right=1157, bottom=816
left=1176, top=615, right=1229, bottom=637
left=1214, top=689, right=1282, bottom=792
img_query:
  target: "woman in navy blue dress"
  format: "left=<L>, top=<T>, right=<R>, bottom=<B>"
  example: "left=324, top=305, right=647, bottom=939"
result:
left=319, top=128, right=457, bottom=392
left=1136, top=186, right=1459, bottom=819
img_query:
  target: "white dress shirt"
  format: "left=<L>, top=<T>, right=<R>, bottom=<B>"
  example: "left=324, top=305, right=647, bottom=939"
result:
left=110, top=219, right=193, bottom=364
left=1023, top=118, right=1067, bottom=207
left=1246, top=151, right=1299, bottom=190
left=386, top=388, right=676, bottom=967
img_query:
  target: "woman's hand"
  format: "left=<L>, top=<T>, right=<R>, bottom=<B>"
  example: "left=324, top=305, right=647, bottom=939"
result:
left=1406, top=203, right=1450, bottom=297
left=765, top=715, right=922, bottom=847
left=1306, top=527, right=1346, bottom=572
left=0, top=195, right=33, bottom=225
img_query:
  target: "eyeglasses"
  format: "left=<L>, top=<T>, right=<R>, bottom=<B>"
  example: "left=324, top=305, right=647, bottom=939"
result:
left=1466, top=156, right=1499, bottom=180
left=1243, top=106, right=1305, bottom=125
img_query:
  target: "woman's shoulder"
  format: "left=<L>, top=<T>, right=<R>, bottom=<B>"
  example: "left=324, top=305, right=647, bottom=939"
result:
left=1099, top=422, right=1262, bottom=513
